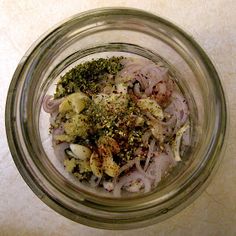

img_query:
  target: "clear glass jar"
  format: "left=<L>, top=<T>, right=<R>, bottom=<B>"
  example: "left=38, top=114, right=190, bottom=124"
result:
left=5, top=8, right=228, bottom=229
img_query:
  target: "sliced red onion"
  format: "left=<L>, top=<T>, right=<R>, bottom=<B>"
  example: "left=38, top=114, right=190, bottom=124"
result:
left=144, top=68, right=168, bottom=96
left=152, top=165, right=162, bottom=186
left=160, top=115, right=177, bottom=137
left=119, top=59, right=170, bottom=100
left=157, top=82, right=167, bottom=94
left=151, top=80, right=173, bottom=106
left=160, top=115, right=177, bottom=127
left=182, top=127, right=190, bottom=146
left=144, top=86, right=153, bottom=97
left=144, top=139, right=156, bottom=171
left=136, top=74, right=149, bottom=89
left=172, top=92, right=188, bottom=123
left=90, top=175, right=102, bottom=188
left=118, top=64, right=143, bottom=77
left=113, top=171, right=151, bottom=197
left=118, top=158, right=137, bottom=175
left=146, top=150, right=175, bottom=187
left=165, top=91, right=189, bottom=132
left=53, top=126, right=64, bottom=135
left=164, top=144, right=177, bottom=166
left=103, top=181, right=114, bottom=192
left=112, top=158, right=137, bottom=185
left=42, top=95, right=63, bottom=114
left=135, top=156, right=156, bottom=180
left=125, top=180, right=143, bottom=193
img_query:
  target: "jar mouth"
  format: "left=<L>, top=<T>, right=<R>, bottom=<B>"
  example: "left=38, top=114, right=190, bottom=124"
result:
left=5, top=8, right=228, bottom=229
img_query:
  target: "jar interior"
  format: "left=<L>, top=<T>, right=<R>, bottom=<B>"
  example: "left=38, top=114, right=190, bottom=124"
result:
left=39, top=42, right=200, bottom=198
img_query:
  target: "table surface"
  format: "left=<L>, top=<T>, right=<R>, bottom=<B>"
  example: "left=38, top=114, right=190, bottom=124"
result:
left=1, top=1, right=236, bottom=235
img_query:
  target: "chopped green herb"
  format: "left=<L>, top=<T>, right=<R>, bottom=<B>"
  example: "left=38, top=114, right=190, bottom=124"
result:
left=54, top=57, right=124, bottom=98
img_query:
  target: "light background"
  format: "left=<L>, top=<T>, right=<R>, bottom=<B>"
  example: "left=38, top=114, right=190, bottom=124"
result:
left=0, top=1, right=236, bottom=235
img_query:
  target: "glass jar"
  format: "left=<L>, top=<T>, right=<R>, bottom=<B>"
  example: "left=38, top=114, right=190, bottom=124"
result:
left=5, top=8, right=227, bottom=229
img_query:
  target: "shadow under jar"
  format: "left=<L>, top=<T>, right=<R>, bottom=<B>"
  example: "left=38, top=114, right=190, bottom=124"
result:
left=5, top=8, right=227, bottom=229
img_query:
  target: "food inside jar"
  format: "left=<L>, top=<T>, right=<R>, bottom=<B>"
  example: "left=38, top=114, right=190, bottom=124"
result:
left=43, top=56, right=190, bottom=197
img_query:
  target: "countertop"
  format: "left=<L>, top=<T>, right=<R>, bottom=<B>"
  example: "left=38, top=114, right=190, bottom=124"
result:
left=0, top=1, right=236, bottom=235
